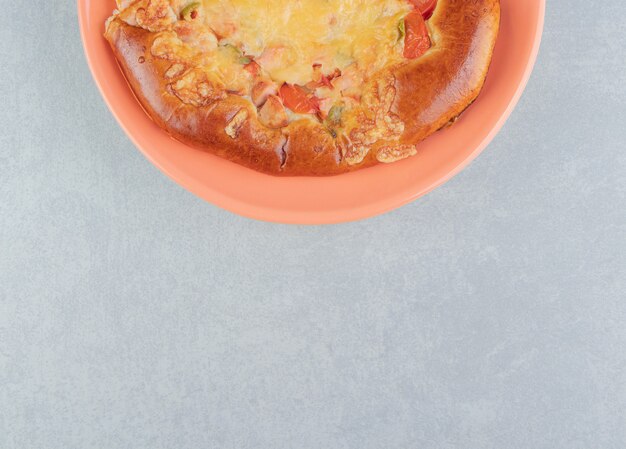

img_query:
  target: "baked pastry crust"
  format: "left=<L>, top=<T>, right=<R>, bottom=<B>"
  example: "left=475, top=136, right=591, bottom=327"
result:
left=105, top=0, right=500, bottom=176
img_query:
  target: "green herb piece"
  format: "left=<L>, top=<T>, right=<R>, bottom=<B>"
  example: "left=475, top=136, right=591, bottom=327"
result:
left=181, top=2, right=201, bottom=21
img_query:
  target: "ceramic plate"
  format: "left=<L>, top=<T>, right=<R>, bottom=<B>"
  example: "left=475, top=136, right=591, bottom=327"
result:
left=78, top=0, right=545, bottom=224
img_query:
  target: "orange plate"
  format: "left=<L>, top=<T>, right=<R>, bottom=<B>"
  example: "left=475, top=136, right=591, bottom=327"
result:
left=78, top=0, right=545, bottom=224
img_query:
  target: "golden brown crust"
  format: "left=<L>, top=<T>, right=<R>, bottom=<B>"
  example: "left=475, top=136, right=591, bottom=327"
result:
left=393, top=0, right=501, bottom=144
left=106, top=21, right=287, bottom=174
left=105, top=0, right=500, bottom=176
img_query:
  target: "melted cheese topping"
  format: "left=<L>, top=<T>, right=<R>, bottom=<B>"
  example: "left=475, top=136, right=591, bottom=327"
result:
left=200, top=0, right=411, bottom=85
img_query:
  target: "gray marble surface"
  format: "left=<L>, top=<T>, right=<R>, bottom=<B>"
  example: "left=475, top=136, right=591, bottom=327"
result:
left=1, top=1, right=625, bottom=448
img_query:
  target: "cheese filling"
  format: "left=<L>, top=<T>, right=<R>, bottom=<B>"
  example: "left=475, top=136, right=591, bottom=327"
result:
left=199, top=0, right=411, bottom=85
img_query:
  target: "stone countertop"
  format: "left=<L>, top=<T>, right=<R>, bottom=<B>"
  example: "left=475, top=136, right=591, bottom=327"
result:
left=1, top=1, right=625, bottom=448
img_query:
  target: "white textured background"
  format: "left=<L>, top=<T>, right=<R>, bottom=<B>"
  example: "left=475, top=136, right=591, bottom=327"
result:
left=1, top=1, right=625, bottom=448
